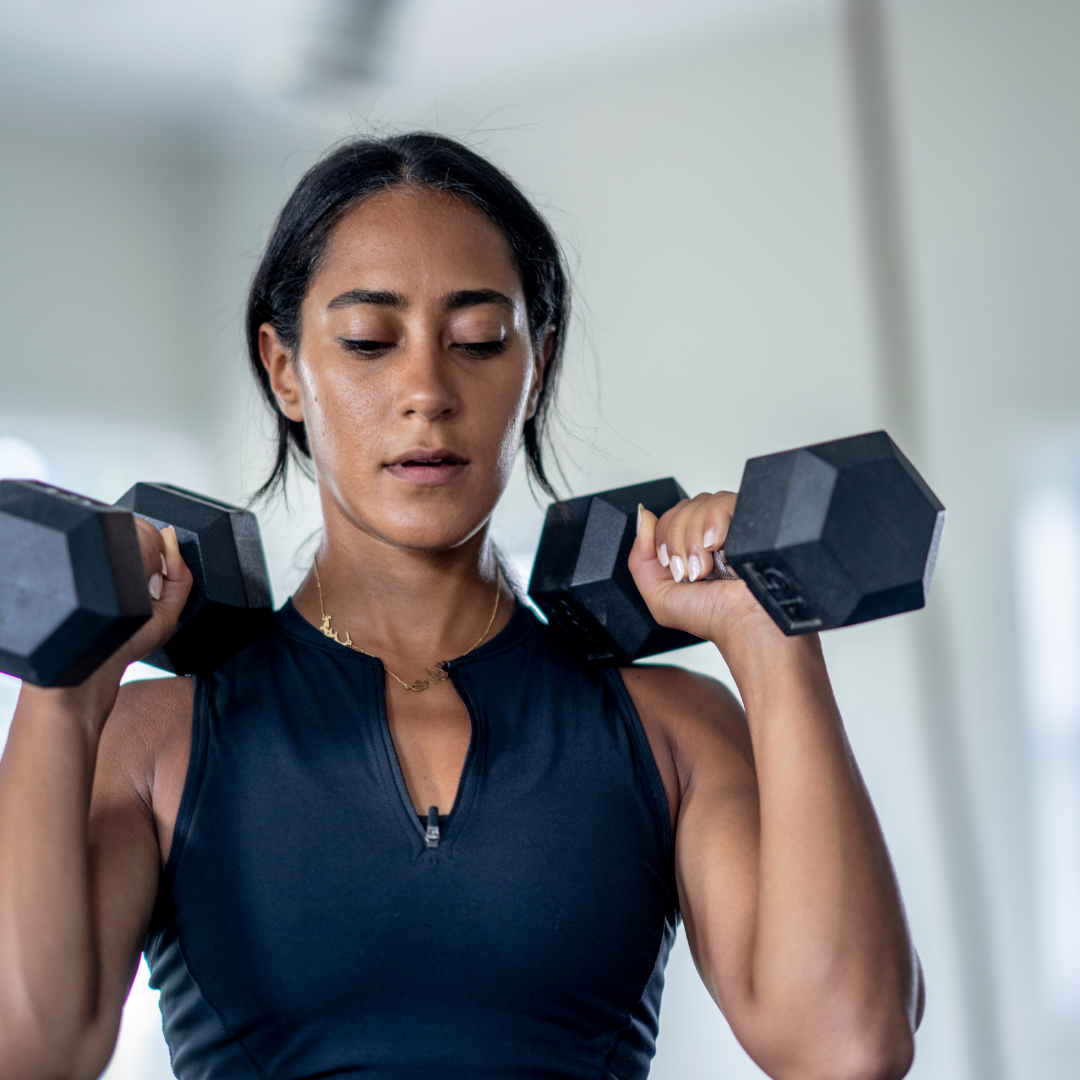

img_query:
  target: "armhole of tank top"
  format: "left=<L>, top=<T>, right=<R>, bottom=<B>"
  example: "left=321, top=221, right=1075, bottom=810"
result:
left=162, top=673, right=211, bottom=882
left=601, top=667, right=675, bottom=866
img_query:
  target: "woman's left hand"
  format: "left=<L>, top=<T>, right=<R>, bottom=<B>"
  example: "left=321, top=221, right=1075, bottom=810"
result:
left=629, top=493, right=922, bottom=1075
left=628, top=492, right=782, bottom=650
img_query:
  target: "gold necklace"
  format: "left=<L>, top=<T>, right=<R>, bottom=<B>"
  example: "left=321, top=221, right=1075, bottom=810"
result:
left=312, top=557, right=501, bottom=692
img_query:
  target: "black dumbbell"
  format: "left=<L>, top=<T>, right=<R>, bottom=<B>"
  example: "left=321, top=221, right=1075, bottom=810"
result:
left=0, top=480, right=273, bottom=687
left=528, top=431, right=945, bottom=665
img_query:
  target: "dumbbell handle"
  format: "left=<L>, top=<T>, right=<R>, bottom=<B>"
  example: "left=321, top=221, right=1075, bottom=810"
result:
left=706, top=550, right=739, bottom=581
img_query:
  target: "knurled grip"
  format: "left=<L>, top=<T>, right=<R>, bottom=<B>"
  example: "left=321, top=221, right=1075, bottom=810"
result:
left=705, top=550, right=739, bottom=581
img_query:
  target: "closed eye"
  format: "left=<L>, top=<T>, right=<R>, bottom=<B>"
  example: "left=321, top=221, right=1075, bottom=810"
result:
left=454, top=340, right=507, bottom=359
left=340, top=338, right=396, bottom=356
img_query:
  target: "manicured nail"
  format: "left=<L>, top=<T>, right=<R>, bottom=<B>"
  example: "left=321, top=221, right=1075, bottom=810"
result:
left=703, top=528, right=717, bottom=549
left=160, top=553, right=169, bottom=578
left=149, top=573, right=163, bottom=600
left=637, top=503, right=643, bottom=536
left=659, top=543, right=669, bottom=568
left=671, top=555, right=685, bottom=582
left=688, top=554, right=701, bottom=582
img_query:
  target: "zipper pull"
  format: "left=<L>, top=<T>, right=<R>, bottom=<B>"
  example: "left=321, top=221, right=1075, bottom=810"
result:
left=425, top=806, right=441, bottom=849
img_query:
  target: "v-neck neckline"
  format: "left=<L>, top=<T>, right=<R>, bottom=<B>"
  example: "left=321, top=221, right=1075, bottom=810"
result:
left=274, top=598, right=539, bottom=856
left=374, top=662, right=479, bottom=856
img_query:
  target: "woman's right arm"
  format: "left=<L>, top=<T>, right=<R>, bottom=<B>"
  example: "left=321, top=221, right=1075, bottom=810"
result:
left=0, top=522, right=192, bottom=1080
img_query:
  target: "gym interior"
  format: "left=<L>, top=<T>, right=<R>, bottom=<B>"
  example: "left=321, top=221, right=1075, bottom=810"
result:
left=0, top=1, right=1078, bottom=1078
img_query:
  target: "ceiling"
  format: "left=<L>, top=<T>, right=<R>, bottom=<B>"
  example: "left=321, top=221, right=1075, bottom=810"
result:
left=0, top=0, right=833, bottom=134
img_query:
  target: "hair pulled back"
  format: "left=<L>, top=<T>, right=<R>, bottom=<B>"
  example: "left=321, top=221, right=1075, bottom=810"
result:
left=246, top=132, right=569, bottom=501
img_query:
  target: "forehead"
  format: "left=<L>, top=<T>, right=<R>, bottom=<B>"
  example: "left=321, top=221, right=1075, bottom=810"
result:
left=313, top=186, right=523, bottom=297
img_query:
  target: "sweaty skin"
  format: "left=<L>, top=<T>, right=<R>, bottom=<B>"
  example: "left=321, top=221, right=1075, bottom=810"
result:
left=0, top=187, right=921, bottom=1080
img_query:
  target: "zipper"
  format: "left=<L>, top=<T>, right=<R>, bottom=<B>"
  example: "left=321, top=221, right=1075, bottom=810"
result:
left=424, top=806, right=441, bottom=849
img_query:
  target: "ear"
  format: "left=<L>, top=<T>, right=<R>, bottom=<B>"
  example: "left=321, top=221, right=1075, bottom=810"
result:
left=524, top=329, right=555, bottom=421
left=259, top=323, right=305, bottom=423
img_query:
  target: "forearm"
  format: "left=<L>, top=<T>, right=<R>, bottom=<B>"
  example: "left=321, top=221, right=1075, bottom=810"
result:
left=0, top=665, right=124, bottom=1075
left=721, top=632, right=915, bottom=1075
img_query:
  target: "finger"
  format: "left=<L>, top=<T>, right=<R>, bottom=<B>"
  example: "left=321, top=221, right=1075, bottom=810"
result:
left=686, top=492, right=737, bottom=582
left=629, top=505, right=663, bottom=585
left=628, top=505, right=679, bottom=614
left=683, top=497, right=716, bottom=583
left=160, top=526, right=186, bottom=582
left=133, top=517, right=168, bottom=600
left=702, top=492, right=736, bottom=552
left=653, top=498, right=688, bottom=570
left=156, top=525, right=194, bottom=619
left=635, top=502, right=658, bottom=563
left=663, top=495, right=710, bottom=583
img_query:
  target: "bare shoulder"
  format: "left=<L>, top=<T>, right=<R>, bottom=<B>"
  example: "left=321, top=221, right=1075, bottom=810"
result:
left=92, top=676, right=194, bottom=864
left=98, top=676, right=194, bottom=789
left=619, top=664, right=756, bottom=826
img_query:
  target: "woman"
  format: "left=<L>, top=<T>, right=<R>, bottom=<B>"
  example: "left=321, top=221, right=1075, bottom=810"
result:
left=0, top=134, right=922, bottom=1080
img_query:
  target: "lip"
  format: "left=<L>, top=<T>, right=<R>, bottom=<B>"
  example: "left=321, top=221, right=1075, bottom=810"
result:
left=384, top=448, right=469, bottom=487
left=386, top=448, right=468, bottom=467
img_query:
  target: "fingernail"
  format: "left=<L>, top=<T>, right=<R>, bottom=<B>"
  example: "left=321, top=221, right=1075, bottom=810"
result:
left=149, top=573, right=163, bottom=601
left=688, top=554, right=701, bottom=582
left=160, top=553, right=169, bottom=579
left=671, top=555, right=685, bottom=582
left=703, top=528, right=717, bottom=549
left=637, top=503, right=643, bottom=536
left=659, top=543, right=669, bottom=568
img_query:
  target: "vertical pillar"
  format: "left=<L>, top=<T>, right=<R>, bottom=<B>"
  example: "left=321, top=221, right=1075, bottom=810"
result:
left=841, top=3, right=1004, bottom=1078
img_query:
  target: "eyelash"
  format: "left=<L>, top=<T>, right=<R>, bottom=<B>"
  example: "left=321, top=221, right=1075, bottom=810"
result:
left=340, top=339, right=394, bottom=355
left=338, top=339, right=507, bottom=359
left=455, top=340, right=506, bottom=359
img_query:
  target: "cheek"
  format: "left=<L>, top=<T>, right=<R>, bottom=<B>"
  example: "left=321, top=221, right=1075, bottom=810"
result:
left=489, top=366, right=535, bottom=478
left=297, top=361, right=385, bottom=462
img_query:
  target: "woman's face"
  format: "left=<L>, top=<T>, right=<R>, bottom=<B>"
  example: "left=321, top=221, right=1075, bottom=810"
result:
left=261, top=186, right=547, bottom=554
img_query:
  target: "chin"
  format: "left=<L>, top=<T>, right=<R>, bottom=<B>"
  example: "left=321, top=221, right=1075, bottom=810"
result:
left=378, top=510, right=487, bottom=554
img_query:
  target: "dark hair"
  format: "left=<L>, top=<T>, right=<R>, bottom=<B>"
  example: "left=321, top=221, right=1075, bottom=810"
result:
left=246, top=132, right=569, bottom=501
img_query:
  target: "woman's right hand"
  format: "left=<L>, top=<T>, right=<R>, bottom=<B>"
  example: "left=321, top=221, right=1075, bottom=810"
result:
left=0, top=515, right=194, bottom=1080
left=17, top=517, right=194, bottom=732
left=115, top=518, right=194, bottom=671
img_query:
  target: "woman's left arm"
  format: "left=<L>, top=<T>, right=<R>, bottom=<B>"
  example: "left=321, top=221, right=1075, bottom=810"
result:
left=630, top=494, right=923, bottom=1080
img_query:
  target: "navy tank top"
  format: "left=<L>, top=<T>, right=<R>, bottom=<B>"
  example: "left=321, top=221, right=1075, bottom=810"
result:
left=145, top=599, right=678, bottom=1079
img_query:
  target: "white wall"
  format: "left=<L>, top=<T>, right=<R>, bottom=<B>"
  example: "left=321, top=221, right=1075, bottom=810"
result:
left=0, top=123, right=200, bottom=426
left=2, top=1, right=1080, bottom=1078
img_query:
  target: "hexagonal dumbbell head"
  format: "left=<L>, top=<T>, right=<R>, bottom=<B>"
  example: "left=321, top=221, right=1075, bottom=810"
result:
left=0, top=480, right=152, bottom=686
left=114, top=484, right=273, bottom=675
left=528, top=478, right=702, bottom=665
left=723, top=431, right=945, bottom=634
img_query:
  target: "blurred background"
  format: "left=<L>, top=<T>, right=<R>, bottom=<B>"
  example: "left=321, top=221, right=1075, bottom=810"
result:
left=0, top=0, right=1078, bottom=1077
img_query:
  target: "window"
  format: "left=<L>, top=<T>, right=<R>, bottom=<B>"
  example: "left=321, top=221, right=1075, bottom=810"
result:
left=1017, top=484, right=1080, bottom=1016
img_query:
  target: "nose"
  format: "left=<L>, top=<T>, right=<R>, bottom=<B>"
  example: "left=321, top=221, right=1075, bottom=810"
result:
left=392, top=334, right=459, bottom=422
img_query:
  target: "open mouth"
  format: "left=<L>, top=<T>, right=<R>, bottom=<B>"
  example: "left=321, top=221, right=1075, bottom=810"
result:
left=386, top=451, right=468, bottom=485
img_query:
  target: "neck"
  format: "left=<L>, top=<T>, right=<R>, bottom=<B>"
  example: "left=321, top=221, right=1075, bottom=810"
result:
left=291, top=492, right=513, bottom=671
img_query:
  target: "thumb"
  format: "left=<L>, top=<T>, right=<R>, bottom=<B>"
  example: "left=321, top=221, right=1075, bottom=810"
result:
left=628, top=504, right=671, bottom=607
left=632, top=503, right=658, bottom=565
left=161, top=525, right=184, bottom=581
left=150, top=525, right=194, bottom=634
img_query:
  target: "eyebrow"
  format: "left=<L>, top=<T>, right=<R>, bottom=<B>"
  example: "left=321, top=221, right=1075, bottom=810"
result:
left=327, top=289, right=405, bottom=310
left=443, top=289, right=514, bottom=312
left=325, top=288, right=514, bottom=312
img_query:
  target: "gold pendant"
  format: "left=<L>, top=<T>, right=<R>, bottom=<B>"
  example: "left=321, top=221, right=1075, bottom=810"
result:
left=404, top=664, right=450, bottom=692
left=319, top=614, right=352, bottom=648
left=318, top=598, right=455, bottom=692
left=313, top=556, right=499, bottom=693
